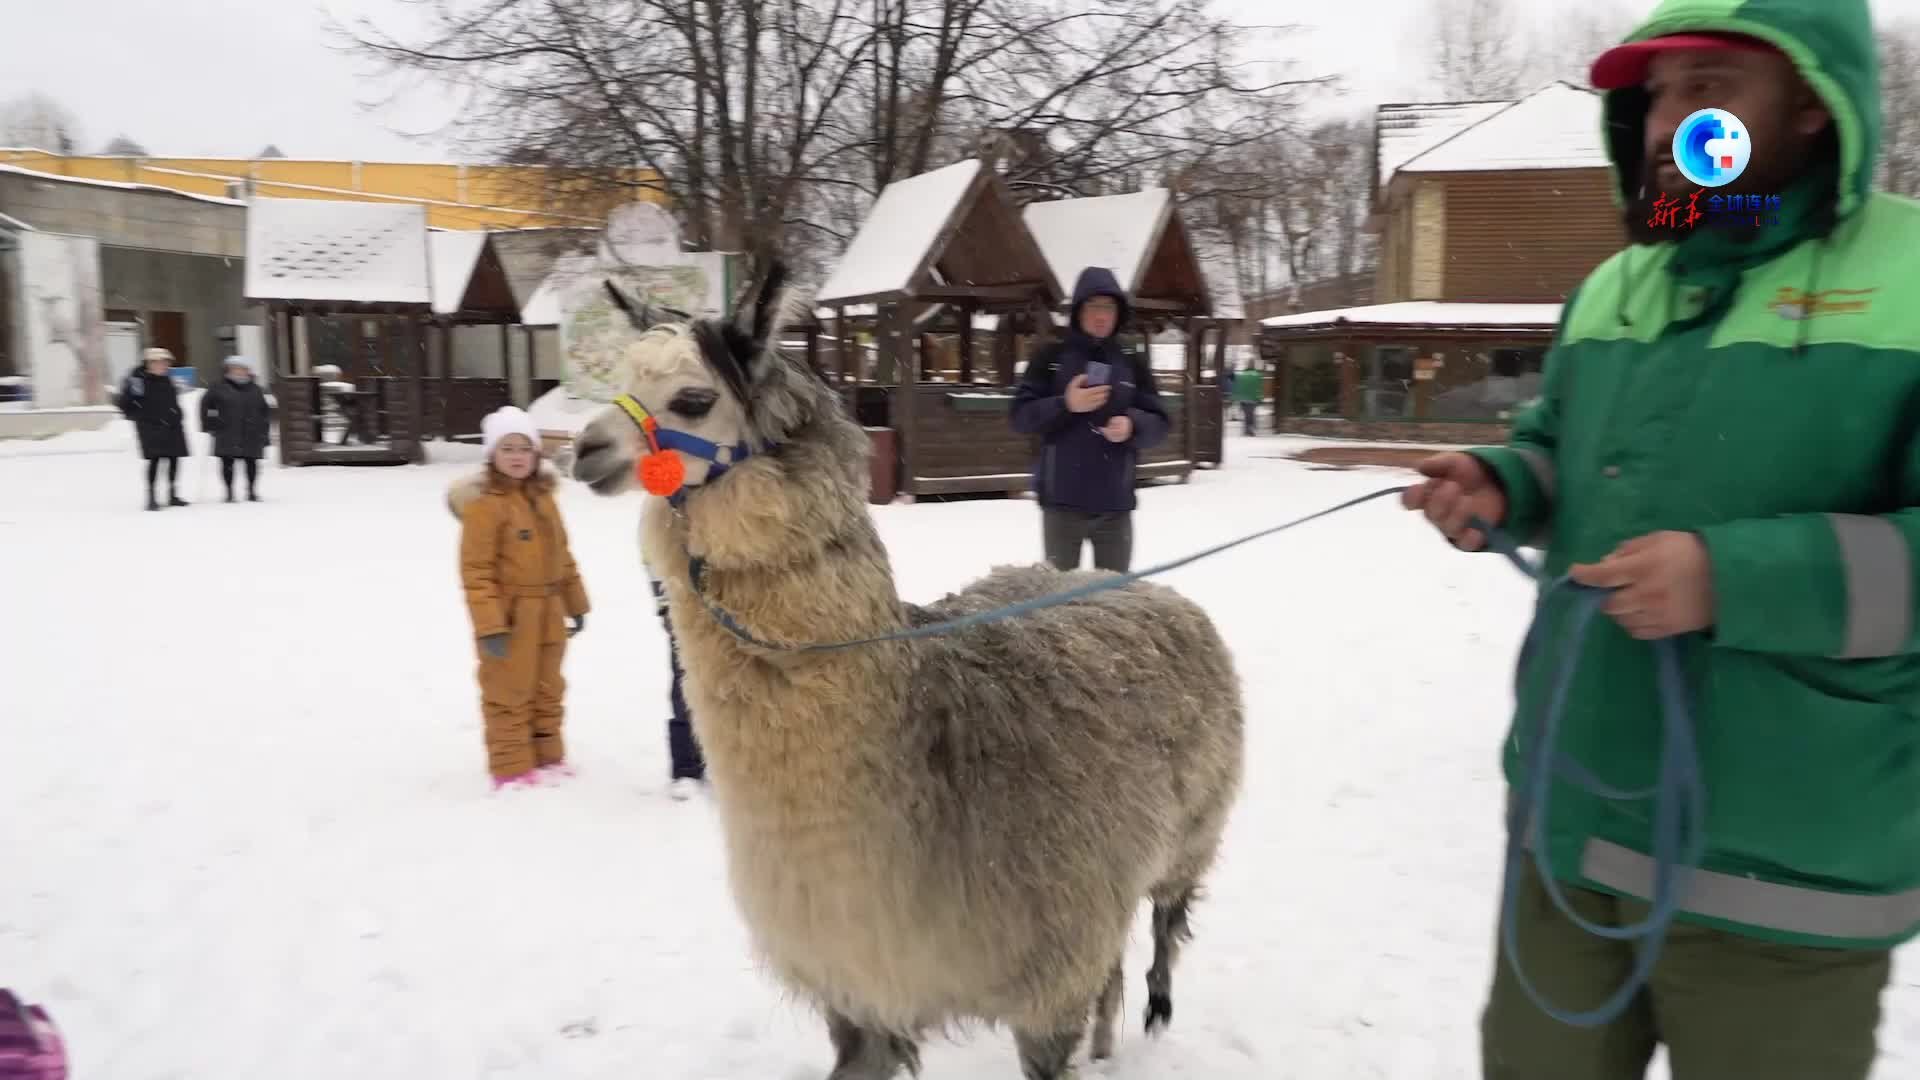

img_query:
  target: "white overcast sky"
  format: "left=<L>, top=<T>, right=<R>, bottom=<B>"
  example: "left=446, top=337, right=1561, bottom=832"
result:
left=8, top=0, right=1920, bottom=161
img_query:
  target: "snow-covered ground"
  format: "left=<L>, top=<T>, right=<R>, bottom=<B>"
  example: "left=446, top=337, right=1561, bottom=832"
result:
left=3, top=418, right=1915, bottom=1078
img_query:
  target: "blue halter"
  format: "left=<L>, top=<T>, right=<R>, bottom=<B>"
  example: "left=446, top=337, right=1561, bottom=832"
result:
left=611, top=393, right=763, bottom=508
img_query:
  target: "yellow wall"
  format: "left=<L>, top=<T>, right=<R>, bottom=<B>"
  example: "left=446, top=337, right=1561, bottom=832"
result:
left=0, top=150, right=665, bottom=230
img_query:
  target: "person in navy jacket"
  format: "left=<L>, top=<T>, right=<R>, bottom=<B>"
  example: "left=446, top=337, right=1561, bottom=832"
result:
left=1010, top=266, right=1170, bottom=572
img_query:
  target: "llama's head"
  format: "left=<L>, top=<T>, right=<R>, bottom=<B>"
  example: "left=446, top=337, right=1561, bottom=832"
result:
left=572, top=260, right=833, bottom=500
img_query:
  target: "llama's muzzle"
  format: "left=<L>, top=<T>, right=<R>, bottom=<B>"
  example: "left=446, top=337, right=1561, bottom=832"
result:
left=611, top=394, right=762, bottom=503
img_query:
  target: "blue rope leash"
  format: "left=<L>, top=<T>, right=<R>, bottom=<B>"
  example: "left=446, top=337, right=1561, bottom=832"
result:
left=683, top=486, right=1704, bottom=1028
left=684, top=485, right=1413, bottom=653
left=1471, top=514, right=1707, bottom=1028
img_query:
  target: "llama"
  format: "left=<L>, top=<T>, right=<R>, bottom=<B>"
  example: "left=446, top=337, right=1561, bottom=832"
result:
left=570, top=263, right=1245, bottom=1079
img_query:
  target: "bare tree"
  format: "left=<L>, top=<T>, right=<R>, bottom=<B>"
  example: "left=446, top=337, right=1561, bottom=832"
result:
left=1177, top=113, right=1374, bottom=309
left=1523, top=2, right=1636, bottom=88
left=346, top=0, right=1326, bottom=280
left=1417, top=0, right=1527, bottom=100
left=0, top=94, right=82, bottom=154
left=101, top=134, right=147, bottom=156
left=1881, top=21, right=1920, bottom=197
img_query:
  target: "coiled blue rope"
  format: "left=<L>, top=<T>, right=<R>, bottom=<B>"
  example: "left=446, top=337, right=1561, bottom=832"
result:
left=1471, top=515, right=1707, bottom=1028
left=682, top=485, right=1705, bottom=1028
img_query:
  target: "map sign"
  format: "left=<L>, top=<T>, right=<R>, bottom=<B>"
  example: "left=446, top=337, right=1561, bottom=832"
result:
left=556, top=252, right=736, bottom=403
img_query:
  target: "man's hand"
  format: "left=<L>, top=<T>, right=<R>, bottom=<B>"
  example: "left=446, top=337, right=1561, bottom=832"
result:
left=1100, top=414, right=1133, bottom=443
left=1401, top=452, right=1508, bottom=551
left=1570, top=532, right=1715, bottom=639
left=1064, top=374, right=1112, bottom=414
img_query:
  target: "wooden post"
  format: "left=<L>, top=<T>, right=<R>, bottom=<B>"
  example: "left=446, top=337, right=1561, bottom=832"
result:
left=1268, top=334, right=1290, bottom=434
left=1338, top=343, right=1362, bottom=418
left=889, top=305, right=918, bottom=497
left=439, top=321, right=455, bottom=439
left=994, top=312, right=1016, bottom=385
left=1175, top=315, right=1190, bottom=457
left=957, top=304, right=975, bottom=384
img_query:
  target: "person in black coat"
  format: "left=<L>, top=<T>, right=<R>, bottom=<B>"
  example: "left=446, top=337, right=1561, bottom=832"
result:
left=200, top=356, right=272, bottom=502
left=117, top=348, right=190, bottom=511
left=1009, top=266, right=1171, bottom=572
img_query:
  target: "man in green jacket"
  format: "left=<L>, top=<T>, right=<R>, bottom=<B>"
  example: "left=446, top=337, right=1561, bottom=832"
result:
left=1230, top=362, right=1264, bottom=436
left=1404, top=2, right=1919, bottom=1077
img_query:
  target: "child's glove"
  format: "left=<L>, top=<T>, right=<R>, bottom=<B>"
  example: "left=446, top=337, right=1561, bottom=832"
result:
left=567, top=615, right=586, bottom=637
left=480, top=634, right=509, bottom=659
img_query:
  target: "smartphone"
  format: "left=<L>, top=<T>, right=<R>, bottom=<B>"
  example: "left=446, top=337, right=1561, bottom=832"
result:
left=1084, top=360, right=1111, bottom=386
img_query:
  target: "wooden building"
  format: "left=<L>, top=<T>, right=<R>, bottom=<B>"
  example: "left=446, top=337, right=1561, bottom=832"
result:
left=813, top=159, right=1062, bottom=500
left=246, top=196, right=431, bottom=465
left=1260, top=82, right=1623, bottom=442
left=425, top=229, right=525, bottom=439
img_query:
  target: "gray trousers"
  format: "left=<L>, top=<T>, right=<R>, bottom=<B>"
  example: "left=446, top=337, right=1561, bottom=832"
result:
left=1042, top=508, right=1133, bottom=573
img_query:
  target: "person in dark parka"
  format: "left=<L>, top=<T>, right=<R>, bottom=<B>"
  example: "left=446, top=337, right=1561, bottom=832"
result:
left=652, top=576, right=707, bottom=800
left=200, top=356, right=271, bottom=502
left=1009, top=266, right=1171, bottom=572
left=116, top=347, right=189, bottom=511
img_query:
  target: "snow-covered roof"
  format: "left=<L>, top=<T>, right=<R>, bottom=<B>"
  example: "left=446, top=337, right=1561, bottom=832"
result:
left=244, top=196, right=431, bottom=305
left=428, top=230, right=489, bottom=315
left=1397, top=83, right=1607, bottom=175
left=815, top=159, right=983, bottom=304
left=1261, top=301, right=1561, bottom=330
left=520, top=252, right=601, bottom=326
left=1375, top=100, right=1508, bottom=189
left=1022, top=189, right=1172, bottom=298
left=0, top=162, right=245, bottom=208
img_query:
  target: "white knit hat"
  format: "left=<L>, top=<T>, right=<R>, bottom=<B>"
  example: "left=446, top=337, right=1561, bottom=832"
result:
left=481, top=405, right=541, bottom=461
left=143, top=347, right=174, bottom=365
left=223, top=355, right=254, bottom=371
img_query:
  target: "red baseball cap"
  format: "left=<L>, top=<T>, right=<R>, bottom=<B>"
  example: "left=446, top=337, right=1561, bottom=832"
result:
left=1589, top=32, right=1782, bottom=90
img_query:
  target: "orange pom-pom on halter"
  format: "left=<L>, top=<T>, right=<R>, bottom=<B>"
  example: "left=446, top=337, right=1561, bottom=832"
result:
left=632, top=414, right=686, bottom=497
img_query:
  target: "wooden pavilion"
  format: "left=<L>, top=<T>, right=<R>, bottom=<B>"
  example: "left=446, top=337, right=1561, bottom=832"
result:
left=426, top=229, right=525, bottom=439
left=813, top=158, right=1062, bottom=499
left=245, top=196, right=431, bottom=465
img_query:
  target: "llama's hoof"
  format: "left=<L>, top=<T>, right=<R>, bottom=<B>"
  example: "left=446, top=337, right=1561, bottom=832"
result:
left=1143, top=992, right=1172, bottom=1034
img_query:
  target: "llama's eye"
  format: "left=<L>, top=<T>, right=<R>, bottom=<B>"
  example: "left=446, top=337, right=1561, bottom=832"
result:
left=668, top=388, right=718, bottom=418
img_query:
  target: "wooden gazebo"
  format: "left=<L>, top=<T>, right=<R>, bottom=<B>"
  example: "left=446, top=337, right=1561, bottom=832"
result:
left=425, top=229, right=526, bottom=440
left=813, top=158, right=1063, bottom=499
left=245, top=196, right=430, bottom=465
left=1024, top=188, right=1229, bottom=474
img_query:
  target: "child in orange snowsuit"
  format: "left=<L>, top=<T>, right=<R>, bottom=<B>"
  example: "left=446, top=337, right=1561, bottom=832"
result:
left=450, top=407, right=590, bottom=789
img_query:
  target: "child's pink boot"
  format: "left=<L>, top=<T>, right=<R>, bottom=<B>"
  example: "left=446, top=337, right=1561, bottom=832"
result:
left=0, top=990, right=67, bottom=1080
left=537, top=762, right=576, bottom=782
left=491, top=770, right=540, bottom=791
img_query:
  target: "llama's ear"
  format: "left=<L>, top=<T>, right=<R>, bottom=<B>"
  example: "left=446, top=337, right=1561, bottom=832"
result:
left=603, top=279, right=694, bottom=332
left=603, top=280, right=658, bottom=332
left=733, top=259, right=788, bottom=352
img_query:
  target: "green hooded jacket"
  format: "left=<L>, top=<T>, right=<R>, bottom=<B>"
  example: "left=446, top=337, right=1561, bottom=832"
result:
left=1468, top=0, right=1920, bottom=950
left=1231, top=367, right=1264, bottom=404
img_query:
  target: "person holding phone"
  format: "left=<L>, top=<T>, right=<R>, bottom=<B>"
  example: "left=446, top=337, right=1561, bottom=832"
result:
left=1010, top=266, right=1170, bottom=572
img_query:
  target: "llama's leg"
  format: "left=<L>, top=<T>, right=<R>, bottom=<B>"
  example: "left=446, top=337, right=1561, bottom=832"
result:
left=1014, top=1022, right=1085, bottom=1080
left=1089, top=959, right=1125, bottom=1060
left=1144, top=888, right=1196, bottom=1035
left=824, top=1011, right=921, bottom=1080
